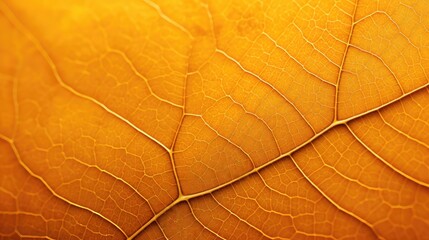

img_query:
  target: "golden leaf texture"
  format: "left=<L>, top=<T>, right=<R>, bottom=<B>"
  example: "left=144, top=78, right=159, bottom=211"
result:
left=1, top=0, right=429, bottom=239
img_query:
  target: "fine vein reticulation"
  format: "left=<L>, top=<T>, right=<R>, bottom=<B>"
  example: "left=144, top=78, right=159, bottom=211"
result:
left=1, top=0, right=429, bottom=239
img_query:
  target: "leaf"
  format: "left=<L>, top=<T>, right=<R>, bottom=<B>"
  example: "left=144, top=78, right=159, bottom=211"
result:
left=1, top=0, right=428, bottom=239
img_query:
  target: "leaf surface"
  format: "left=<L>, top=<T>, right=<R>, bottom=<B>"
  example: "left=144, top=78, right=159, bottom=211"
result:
left=1, top=0, right=429, bottom=239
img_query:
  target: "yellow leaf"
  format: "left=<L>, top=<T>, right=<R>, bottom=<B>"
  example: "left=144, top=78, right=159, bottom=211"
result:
left=1, top=0, right=428, bottom=239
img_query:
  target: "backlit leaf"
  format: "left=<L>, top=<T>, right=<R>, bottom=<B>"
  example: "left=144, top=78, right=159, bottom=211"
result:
left=1, top=0, right=428, bottom=239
